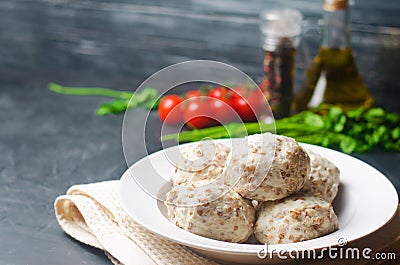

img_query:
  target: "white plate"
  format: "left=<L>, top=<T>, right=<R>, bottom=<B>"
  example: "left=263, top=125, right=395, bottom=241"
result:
left=119, top=141, right=398, bottom=264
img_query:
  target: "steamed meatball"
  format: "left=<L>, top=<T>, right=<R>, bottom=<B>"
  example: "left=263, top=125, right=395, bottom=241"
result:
left=171, top=142, right=230, bottom=185
left=165, top=181, right=255, bottom=243
left=254, top=195, right=338, bottom=244
left=227, top=133, right=310, bottom=201
left=301, top=149, right=340, bottom=203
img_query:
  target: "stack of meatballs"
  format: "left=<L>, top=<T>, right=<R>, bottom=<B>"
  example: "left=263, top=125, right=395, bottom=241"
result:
left=165, top=133, right=339, bottom=244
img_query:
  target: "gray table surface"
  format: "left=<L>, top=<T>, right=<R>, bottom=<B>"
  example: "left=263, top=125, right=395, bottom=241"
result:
left=1, top=0, right=399, bottom=264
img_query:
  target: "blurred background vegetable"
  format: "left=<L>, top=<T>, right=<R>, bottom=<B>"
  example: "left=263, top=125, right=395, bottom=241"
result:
left=162, top=105, right=400, bottom=154
left=49, top=83, right=159, bottom=115
left=49, top=83, right=400, bottom=154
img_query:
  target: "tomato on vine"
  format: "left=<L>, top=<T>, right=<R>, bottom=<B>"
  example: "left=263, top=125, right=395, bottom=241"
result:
left=158, top=95, right=183, bottom=125
left=183, top=97, right=215, bottom=129
left=231, top=88, right=265, bottom=122
left=208, top=86, right=233, bottom=104
left=185, top=90, right=202, bottom=99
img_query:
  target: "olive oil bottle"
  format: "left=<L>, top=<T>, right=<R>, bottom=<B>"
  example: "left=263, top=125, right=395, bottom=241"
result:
left=293, top=0, right=374, bottom=112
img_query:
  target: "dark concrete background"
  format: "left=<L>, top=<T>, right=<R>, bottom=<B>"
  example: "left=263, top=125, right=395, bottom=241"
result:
left=0, top=0, right=399, bottom=264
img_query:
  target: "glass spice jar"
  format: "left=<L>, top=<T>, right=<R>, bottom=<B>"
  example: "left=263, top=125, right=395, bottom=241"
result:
left=259, top=9, right=303, bottom=119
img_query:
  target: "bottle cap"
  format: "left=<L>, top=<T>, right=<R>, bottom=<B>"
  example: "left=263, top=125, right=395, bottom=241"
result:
left=324, top=0, right=348, bottom=11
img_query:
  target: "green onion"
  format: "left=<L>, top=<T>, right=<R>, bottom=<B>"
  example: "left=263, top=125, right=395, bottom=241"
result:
left=162, top=105, right=400, bottom=154
left=48, top=82, right=159, bottom=115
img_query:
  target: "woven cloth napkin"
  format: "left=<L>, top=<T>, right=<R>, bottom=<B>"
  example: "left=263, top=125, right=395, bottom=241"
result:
left=55, top=180, right=400, bottom=265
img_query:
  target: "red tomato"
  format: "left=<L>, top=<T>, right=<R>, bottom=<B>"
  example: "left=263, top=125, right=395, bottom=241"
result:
left=185, top=90, right=202, bottom=99
left=158, top=95, right=183, bottom=125
left=208, top=86, right=233, bottom=104
left=207, top=97, right=234, bottom=124
left=231, top=88, right=265, bottom=122
left=183, top=98, right=214, bottom=129
left=246, top=89, right=266, bottom=115
left=231, top=96, right=256, bottom=122
left=231, top=86, right=249, bottom=100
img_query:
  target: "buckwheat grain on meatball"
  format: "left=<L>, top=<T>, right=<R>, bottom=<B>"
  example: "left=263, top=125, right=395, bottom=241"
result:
left=165, top=181, right=255, bottom=243
left=254, top=195, right=338, bottom=244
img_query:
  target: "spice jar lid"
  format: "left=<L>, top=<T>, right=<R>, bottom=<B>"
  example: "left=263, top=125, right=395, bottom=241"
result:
left=259, top=9, right=303, bottom=50
left=324, top=0, right=348, bottom=11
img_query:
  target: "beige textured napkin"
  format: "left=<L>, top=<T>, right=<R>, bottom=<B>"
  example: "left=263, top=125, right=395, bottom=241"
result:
left=54, top=180, right=219, bottom=265
left=55, top=180, right=400, bottom=265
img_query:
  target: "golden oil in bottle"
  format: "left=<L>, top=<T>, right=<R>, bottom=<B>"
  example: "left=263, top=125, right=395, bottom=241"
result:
left=293, top=0, right=374, bottom=112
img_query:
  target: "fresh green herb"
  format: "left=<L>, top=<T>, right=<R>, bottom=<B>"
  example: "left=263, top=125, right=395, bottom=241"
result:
left=162, top=105, right=400, bottom=154
left=48, top=82, right=159, bottom=115
left=48, top=82, right=134, bottom=99
left=96, top=89, right=160, bottom=115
